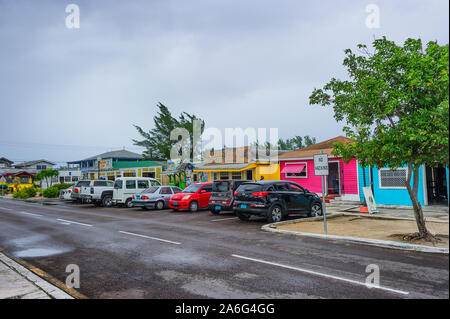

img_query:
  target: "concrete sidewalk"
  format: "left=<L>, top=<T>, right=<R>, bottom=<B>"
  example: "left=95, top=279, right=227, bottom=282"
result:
left=0, top=252, right=73, bottom=299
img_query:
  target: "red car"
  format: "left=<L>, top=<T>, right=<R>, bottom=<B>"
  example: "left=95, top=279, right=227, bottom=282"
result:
left=169, top=182, right=213, bottom=212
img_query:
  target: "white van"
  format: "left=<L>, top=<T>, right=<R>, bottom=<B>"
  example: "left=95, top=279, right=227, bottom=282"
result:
left=113, top=177, right=161, bottom=208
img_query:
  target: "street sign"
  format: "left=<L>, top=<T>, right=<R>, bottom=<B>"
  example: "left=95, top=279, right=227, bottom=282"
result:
left=313, top=154, right=329, bottom=176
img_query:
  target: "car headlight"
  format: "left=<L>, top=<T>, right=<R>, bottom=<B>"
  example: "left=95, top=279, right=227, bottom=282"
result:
left=182, top=195, right=191, bottom=200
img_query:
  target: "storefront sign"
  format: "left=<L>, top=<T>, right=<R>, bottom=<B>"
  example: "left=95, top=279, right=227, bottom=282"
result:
left=363, top=187, right=378, bottom=214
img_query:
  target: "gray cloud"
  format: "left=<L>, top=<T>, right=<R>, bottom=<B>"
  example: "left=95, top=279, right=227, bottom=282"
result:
left=0, top=0, right=448, bottom=165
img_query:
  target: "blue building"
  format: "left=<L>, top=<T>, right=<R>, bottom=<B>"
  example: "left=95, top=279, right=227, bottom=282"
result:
left=358, top=164, right=449, bottom=207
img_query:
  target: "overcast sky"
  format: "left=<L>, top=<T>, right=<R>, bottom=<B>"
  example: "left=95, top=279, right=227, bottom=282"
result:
left=0, top=0, right=448, bottom=166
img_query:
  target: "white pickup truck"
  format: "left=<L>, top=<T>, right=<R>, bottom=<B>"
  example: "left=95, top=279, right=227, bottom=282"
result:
left=80, top=180, right=115, bottom=207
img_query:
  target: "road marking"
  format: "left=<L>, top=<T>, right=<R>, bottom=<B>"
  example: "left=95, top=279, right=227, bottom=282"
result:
left=119, top=230, right=181, bottom=245
left=0, top=207, right=12, bottom=211
left=210, top=217, right=238, bottom=222
left=20, top=211, right=43, bottom=217
left=56, top=218, right=92, bottom=227
left=231, top=254, right=409, bottom=296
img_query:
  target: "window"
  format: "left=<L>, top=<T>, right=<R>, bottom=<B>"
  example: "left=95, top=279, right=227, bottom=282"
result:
left=72, top=176, right=79, bottom=182
left=379, top=168, right=408, bottom=189
left=59, top=177, right=65, bottom=183
left=171, top=187, right=182, bottom=193
left=160, top=187, right=173, bottom=194
left=94, top=181, right=107, bottom=187
left=151, top=180, right=160, bottom=186
left=137, top=180, right=149, bottom=189
left=142, top=172, right=155, bottom=178
left=144, top=187, right=159, bottom=193
left=64, top=176, right=72, bottom=183
left=126, top=180, right=136, bottom=189
left=114, top=180, right=123, bottom=189
left=231, top=172, right=242, bottom=180
left=201, top=184, right=212, bottom=193
left=289, top=183, right=304, bottom=192
left=213, top=172, right=218, bottom=181
left=19, top=176, right=29, bottom=184
left=245, top=170, right=253, bottom=180
left=124, top=172, right=136, bottom=177
left=36, top=165, right=47, bottom=170
left=285, top=163, right=307, bottom=178
left=274, top=183, right=289, bottom=191
left=220, top=172, right=229, bottom=180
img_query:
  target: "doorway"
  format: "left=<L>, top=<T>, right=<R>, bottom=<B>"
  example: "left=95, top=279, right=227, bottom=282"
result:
left=327, top=162, right=340, bottom=195
left=426, top=165, right=448, bottom=205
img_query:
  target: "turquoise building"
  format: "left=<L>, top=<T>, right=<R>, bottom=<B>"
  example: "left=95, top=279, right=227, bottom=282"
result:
left=358, top=164, right=449, bottom=207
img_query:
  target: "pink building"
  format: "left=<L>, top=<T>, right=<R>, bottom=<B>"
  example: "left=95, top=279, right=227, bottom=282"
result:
left=278, top=136, right=360, bottom=202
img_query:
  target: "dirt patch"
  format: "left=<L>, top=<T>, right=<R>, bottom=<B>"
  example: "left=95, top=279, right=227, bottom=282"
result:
left=277, top=215, right=449, bottom=248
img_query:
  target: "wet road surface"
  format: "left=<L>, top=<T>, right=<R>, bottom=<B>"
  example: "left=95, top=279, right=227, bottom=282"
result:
left=0, top=198, right=448, bottom=299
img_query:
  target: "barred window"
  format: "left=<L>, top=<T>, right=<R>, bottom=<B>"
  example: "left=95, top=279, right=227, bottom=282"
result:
left=231, top=172, right=242, bottom=180
left=379, top=168, right=407, bottom=188
left=220, top=172, right=229, bottom=180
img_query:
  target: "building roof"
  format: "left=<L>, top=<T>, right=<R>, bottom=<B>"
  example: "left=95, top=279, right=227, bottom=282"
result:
left=0, top=157, right=14, bottom=165
left=14, top=159, right=56, bottom=168
left=68, top=149, right=143, bottom=164
left=0, top=169, right=37, bottom=176
left=112, top=160, right=161, bottom=169
left=278, top=136, right=355, bottom=159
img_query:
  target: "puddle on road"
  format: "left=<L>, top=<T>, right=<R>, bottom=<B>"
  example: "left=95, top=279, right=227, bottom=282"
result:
left=14, top=247, right=71, bottom=258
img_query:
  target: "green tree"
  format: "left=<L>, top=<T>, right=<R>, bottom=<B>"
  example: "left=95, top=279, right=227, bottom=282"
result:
left=133, top=103, right=205, bottom=161
left=36, top=169, right=59, bottom=189
left=310, top=37, right=449, bottom=240
left=277, top=135, right=316, bottom=150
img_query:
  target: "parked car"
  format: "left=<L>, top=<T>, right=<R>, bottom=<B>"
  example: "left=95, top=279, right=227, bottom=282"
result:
left=209, top=180, right=251, bottom=215
left=169, top=182, right=213, bottom=212
left=59, top=186, right=74, bottom=201
left=80, top=180, right=115, bottom=207
left=233, top=180, right=323, bottom=223
left=131, top=186, right=183, bottom=210
left=113, top=177, right=161, bottom=208
left=71, top=180, right=91, bottom=202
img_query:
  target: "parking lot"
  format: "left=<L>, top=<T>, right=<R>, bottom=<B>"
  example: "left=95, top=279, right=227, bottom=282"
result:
left=0, top=197, right=448, bottom=299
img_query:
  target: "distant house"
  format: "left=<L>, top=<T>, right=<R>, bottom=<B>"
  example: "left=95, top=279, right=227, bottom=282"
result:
left=0, top=169, right=36, bottom=192
left=0, top=157, right=14, bottom=168
left=14, top=160, right=56, bottom=171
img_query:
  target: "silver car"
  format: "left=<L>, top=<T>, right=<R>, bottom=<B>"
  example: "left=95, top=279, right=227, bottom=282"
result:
left=131, top=186, right=183, bottom=210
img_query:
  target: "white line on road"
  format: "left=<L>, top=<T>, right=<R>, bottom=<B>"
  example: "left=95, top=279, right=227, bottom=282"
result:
left=20, top=211, right=43, bottom=217
left=210, top=217, right=238, bottom=222
left=119, top=230, right=181, bottom=245
left=56, top=218, right=93, bottom=227
left=231, top=254, right=409, bottom=296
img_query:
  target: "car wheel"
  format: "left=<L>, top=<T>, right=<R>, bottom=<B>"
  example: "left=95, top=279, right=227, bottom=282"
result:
left=309, top=203, right=323, bottom=217
left=102, top=196, right=113, bottom=207
left=236, top=211, right=251, bottom=221
left=156, top=200, right=164, bottom=210
left=267, top=205, right=283, bottom=223
left=125, top=198, right=133, bottom=208
left=189, top=201, right=199, bottom=212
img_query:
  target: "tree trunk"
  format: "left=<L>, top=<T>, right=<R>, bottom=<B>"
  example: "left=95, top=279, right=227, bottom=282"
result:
left=405, top=162, right=429, bottom=238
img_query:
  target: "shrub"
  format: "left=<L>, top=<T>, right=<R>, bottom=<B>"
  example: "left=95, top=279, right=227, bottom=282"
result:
left=43, top=186, right=59, bottom=198
left=13, top=186, right=37, bottom=199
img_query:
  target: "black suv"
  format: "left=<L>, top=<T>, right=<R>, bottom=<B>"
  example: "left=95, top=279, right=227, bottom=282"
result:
left=233, top=180, right=323, bottom=223
left=209, top=180, right=251, bottom=215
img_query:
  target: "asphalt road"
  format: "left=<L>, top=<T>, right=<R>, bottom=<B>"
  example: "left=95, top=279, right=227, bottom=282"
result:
left=0, top=198, right=448, bottom=299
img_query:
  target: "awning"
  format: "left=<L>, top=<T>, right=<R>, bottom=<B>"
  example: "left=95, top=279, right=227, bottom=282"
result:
left=281, top=164, right=306, bottom=174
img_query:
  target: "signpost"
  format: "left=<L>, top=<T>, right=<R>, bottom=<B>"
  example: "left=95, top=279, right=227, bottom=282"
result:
left=313, top=151, right=329, bottom=235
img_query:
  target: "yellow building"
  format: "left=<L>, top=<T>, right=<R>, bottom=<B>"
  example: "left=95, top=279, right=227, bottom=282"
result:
left=0, top=170, right=35, bottom=192
left=193, top=161, right=280, bottom=182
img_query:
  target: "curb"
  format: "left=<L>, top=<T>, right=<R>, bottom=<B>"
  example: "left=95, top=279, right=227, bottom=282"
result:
left=0, top=252, right=85, bottom=299
left=262, top=215, right=449, bottom=254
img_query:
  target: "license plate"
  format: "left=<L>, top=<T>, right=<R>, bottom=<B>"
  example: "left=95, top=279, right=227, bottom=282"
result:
left=174, top=201, right=178, bottom=205
left=240, top=204, right=247, bottom=209
left=215, top=206, right=221, bottom=210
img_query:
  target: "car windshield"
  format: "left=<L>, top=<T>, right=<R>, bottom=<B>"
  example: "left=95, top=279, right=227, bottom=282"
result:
left=142, top=186, right=159, bottom=193
left=212, top=181, right=230, bottom=192
left=113, top=180, right=123, bottom=189
left=77, top=181, right=90, bottom=187
left=182, top=184, right=202, bottom=193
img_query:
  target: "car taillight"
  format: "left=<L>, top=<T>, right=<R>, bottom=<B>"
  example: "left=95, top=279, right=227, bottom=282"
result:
left=234, top=191, right=238, bottom=196
left=68, top=190, right=71, bottom=193
left=252, top=191, right=269, bottom=197
left=74, top=188, right=78, bottom=193
left=132, top=195, right=135, bottom=199
left=141, top=196, right=149, bottom=200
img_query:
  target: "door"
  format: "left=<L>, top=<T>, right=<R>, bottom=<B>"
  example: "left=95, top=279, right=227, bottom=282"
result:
left=327, top=162, right=340, bottom=195
left=287, top=183, right=309, bottom=212
left=198, top=184, right=212, bottom=207
left=426, top=165, right=448, bottom=205
left=160, top=187, right=173, bottom=206
left=273, top=183, right=292, bottom=210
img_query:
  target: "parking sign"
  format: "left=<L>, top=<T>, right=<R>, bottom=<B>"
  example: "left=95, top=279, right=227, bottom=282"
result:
left=314, top=154, right=329, bottom=176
